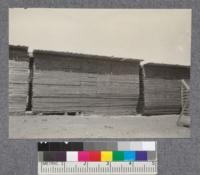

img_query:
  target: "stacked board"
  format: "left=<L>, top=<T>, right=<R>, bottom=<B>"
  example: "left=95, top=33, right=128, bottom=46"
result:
left=9, top=45, right=29, bottom=114
left=136, top=67, right=144, bottom=113
left=140, top=63, right=190, bottom=115
left=32, top=50, right=141, bottom=115
left=181, top=80, right=190, bottom=116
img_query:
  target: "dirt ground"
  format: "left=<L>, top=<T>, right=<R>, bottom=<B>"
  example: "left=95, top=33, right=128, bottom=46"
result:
left=9, top=114, right=190, bottom=139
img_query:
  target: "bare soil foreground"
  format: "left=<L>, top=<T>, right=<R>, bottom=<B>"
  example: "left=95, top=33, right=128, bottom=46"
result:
left=9, top=114, right=190, bottom=139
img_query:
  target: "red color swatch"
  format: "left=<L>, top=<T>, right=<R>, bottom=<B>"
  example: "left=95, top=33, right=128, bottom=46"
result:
left=89, top=151, right=101, bottom=161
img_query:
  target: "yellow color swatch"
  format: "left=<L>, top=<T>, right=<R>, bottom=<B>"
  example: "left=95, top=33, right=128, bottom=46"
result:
left=101, top=151, right=113, bottom=161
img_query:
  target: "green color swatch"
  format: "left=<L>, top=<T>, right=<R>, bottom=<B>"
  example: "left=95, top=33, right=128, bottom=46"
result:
left=113, top=151, right=124, bottom=161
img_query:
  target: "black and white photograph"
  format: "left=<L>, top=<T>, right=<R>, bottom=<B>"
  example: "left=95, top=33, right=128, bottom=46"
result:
left=9, top=8, right=191, bottom=138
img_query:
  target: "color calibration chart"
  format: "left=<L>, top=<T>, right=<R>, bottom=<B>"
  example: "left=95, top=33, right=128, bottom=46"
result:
left=38, top=141, right=157, bottom=175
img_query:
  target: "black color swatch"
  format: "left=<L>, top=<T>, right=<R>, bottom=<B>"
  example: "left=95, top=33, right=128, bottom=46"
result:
left=67, top=142, right=83, bottom=151
left=38, top=142, right=50, bottom=151
left=49, top=142, right=67, bottom=151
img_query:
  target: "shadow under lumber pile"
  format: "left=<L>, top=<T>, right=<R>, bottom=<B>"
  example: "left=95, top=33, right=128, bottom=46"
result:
left=32, top=50, right=141, bottom=115
left=9, top=45, right=29, bottom=114
left=140, top=63, right=190, bottom=115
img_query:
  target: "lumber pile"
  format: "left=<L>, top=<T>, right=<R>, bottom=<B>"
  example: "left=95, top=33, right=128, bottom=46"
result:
left=142, top=78, right=182, bottom=115
left=140, top=63, right=190, bottom=115
left=32, top=50, right=141, bottom=115
left=9, top=45, right=29, bottom=114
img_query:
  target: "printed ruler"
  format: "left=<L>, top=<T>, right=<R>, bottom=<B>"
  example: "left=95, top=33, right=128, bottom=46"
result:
left=38, top=161, right=157, bottom=175
left=38, top=141, right=158, bottom=175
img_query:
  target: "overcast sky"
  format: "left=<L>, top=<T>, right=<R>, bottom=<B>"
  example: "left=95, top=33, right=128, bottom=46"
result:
left=9, top=8, right=191, bottom=65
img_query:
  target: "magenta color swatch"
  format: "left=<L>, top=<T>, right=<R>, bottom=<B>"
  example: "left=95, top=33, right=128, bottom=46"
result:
left=78, top=151, right=90, bottom=161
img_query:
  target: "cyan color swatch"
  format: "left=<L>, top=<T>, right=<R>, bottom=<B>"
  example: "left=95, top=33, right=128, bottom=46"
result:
left=124, top=151, right=136, bottom=161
